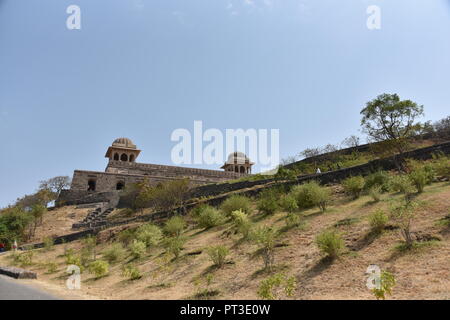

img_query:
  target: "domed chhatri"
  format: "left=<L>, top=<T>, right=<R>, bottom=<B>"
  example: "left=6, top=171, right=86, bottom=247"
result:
left=221, top=152, right=254, bottom=174
left=105, top=137, right=141, bottom=163
left=112, top=138, right=137, bottom=149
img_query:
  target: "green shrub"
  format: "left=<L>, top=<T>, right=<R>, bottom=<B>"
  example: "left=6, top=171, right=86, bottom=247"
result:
left=102, top=243, right=126, bottom=263
left=207, top=245, right=229, bottom=268
left=122, top=264, right=142, bottom=280
left=315, top=230, right=345, bottom=259
left=372, top=271, right=396, bottom=300
left=251, top=226, right=277, bottom=271
left=190, top=204, right=209, bottom=219
left=291, top=181, right=330, bottom=212
left=13, top=251, right=34, bottom=267
left=257, top=273, right=296, bottom=300
left=391, top=201, right=418, bottom=248
left=129, top=240, right=147, bottom=259
left=135, top=223, right=162, bottom=247
left=220, top=195, right=252, bottom=216
left=163, top=216, right=186, bottom=237
left=65, top=252, right=80, bottom=265
left=368, top=186, right=382, bottom=202
left=195, top=205, right=225, bottom=229
left=342, top=176, right=365, bottom=199
left=88, top=260, right=109, bottom=278
left=163, top=237, right=185, bottom=259
left=364, top=171, right=391, bottom=192
left=408, top=168, right=433, bottom=193
left=285, top=213, right=303, bottom=229
left=46, top=262, right=58, bottom=274
left=231, top=209, right=252, bottom=239
left=82, top=235, right=97, bottom=260
left=389, top=175, right=415, bottom=196
left=257, top=190, right=279, bottom=215
left=433, top=155, right=450, bottom=179
left=117, top=228, right=137, bottom=246
left=368, top=209, right=389, bottom=233
left=43, top=237, right=54, bottom=251
left=279, top=194, right=299, bottom=213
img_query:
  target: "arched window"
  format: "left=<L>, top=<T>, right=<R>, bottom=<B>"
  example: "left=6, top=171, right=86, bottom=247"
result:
left=240, top=166, right=245, bottom=173
left=234, top=166, right=238, bottom=173
left=116, top=181, right=125, bottom=190
left=129, top=154, right=134, bottom=162
left=87, top=179, right=96, bottom=191
left=113, top=153, right=119, bottom=161
left=120, top=154, right=128, bottom=161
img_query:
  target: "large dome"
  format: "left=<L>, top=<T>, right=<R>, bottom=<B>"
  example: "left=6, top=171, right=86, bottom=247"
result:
left=112, top=137, right=136, bottom=149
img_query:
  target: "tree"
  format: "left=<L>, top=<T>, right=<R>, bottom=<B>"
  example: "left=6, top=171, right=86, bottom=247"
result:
left=299, top=147, right=322, bottom=160
left=342, top=135, right=361, bottom=148
left=39, top=176, right=71, bottom=195
left=360, top=93, right=424, bottom=161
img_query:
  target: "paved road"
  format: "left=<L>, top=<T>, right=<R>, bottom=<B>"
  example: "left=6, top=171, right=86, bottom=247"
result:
left=0, top=275, right=58, bottom=300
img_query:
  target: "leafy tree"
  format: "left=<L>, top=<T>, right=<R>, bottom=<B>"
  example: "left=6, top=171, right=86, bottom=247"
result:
left=342, top=135, right=361, bottom=148
left=251, top=226, right=278, bottom=271
left=39, top=176, right=71, bottom=195
left=360, top=93, right=424, bottom=164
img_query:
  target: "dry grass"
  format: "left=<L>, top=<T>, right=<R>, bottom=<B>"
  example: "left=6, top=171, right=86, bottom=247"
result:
left=1, top=182, right=449, bottom=300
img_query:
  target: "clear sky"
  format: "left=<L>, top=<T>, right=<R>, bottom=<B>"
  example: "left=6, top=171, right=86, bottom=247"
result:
left=1, top=0, right=450, bottom=207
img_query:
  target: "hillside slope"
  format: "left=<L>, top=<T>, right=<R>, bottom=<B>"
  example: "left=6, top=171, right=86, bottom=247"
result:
left=1, top=183, right=449, bottom=300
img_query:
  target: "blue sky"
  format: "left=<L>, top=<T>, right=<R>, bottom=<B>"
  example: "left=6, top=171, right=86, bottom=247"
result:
left=1, top=0, right=450, bottom=207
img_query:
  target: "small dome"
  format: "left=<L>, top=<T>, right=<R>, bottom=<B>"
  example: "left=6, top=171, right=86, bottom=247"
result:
left=226, top=152, right=251, bottom=164
left=112, top=138, right=136, bottom=149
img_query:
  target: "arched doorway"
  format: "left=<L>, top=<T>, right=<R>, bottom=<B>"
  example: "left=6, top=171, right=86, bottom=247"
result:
left=129, top=155, right=134, bottom=162
left=113, top=153, right=119, bottom=161
left=87, top=179, right=96, bottom=191
left=240, top=166, right=245, bottom=173
left=120, top=154, right=128, bottom=161
left=116, top=181, right=125, bottom=190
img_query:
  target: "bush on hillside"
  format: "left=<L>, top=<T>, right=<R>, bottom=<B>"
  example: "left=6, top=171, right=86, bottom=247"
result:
left=102, top=243, right=126, bottom=263
left=195, top=206, right=225, bottom=229
left=368, top=186, right=382, bottom=202
left=135, top=223, right=162, bottom=247
left=163, top=215, right=186, bottom=237
left=315, top=230, right=345, bottom=259
left=364, top=171, right=391, bottom=192
left=88, top=260, right=109, bottom=278
left=279, top=194, right=299, bottom=213
left=231, top=209, right=252, bottom=239
left=129, top=240, right=146, bottom=259
left=291, top=181, right=330, bottom=212
left=368, top=209, right=389, bottom=233
left=207, top=245, right=230, bottom=268
left=121, top=264, right=142, bottom=280
left=220, top=195, right=252, bottom=216
left=257, top=189, right=279, bottom=215
left=342, top=176, right=365, bottom=199
left=251, top=226, right=278, bottom=271
left=163, top=236, right=185, bottom=259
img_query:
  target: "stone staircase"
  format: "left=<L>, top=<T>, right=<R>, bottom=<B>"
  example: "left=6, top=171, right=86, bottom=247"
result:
left=72, top=202, right=116, bottom=229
